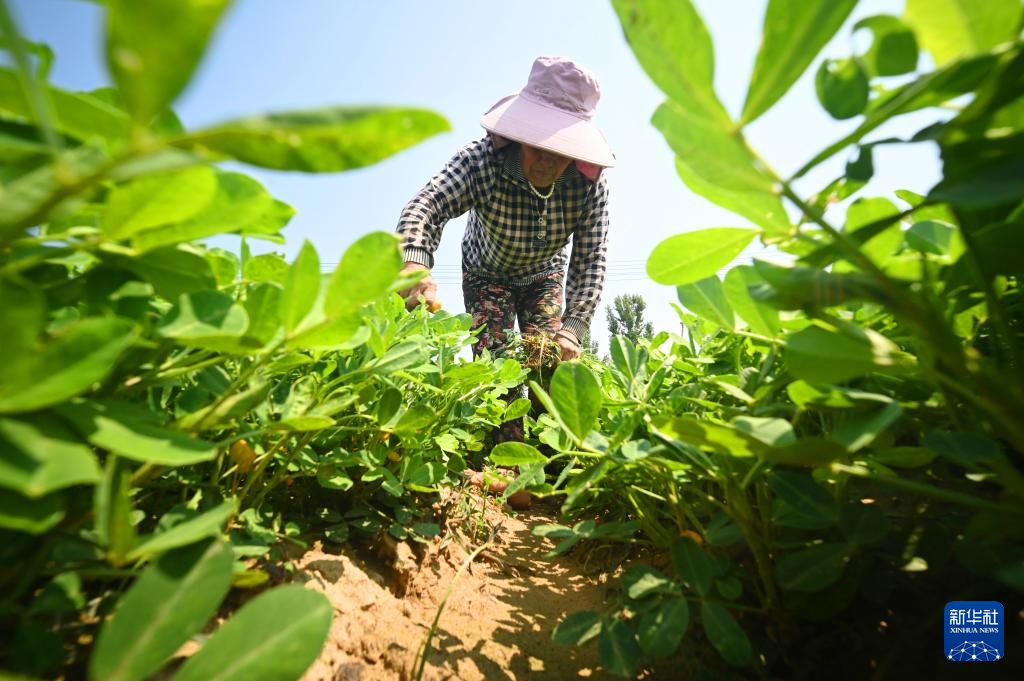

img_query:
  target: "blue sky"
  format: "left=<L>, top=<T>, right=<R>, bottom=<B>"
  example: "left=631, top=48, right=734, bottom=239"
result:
left=11, top=0, right=942, bottom=350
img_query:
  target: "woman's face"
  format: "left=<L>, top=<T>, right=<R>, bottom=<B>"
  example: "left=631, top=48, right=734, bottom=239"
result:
left=520, top=144, right=573, bottom=188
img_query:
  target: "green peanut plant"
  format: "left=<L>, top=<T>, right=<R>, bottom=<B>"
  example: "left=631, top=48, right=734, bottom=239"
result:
left=504, top=0, right=1024, bottom=677
left=0, top=1, right=525, bottom=679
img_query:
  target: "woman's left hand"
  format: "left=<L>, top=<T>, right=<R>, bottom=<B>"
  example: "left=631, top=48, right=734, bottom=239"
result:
left=554, top=330, right=581, bottom=361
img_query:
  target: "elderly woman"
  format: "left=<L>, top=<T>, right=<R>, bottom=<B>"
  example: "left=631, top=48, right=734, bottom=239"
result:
left=396, top=56, right=614, bottom=364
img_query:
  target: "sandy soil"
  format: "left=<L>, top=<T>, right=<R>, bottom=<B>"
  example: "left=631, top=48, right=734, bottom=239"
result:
left=295, top=489, right=630, bottom=681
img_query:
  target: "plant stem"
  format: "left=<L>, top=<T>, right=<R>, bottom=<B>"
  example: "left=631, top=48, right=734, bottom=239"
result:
left=192, top=338, right=285, bottom=432
left=249, top=432, right=315, bottom=509
left=236, top=433, right=291, bottom=503
left=831, top=464, right=1024, bottom=514
left=413, top=528, right=497, bottom=681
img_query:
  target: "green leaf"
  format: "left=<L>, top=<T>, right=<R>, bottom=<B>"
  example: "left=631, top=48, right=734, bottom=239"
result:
left=132, top=172, right=273, bottom=252
left=281, top=241, right=320, bottom=334
left=815, top=58, right=869, bottom=120
left=370, top=341, right=428, bottom=374
left=652, top=416, right=767, bottom=458
left=59, top=400, right=217, bottom=466
left=923, top=431, right=1004, bottom=468
left=157, top=290, right=249, bottom=341
left=787, top=381, right=894, bottom=409
left=268, top=416, right=335, bottom=432
left=841, top=197, right=903, bottom=268
left=637, top=598, right=689, bottom=657
left=239, top=199, right=294, bottom=239
left=183, top=107, right=451, bottom=172
left=648, top=228, right=758, bottom=286
left=751, top=259, right=889, bottom=309
left=0, top=276, right=45, bottom=359
left=742, top=0, right=859, bottom=124
left=716, top=577, right=743, bottom=601
left=766, top=470, right=839, bottom=523
left=904, top=0, right=1023, bottom=66
left=243, top=253, right=289, bottom=284
left=671, top=537, right=713, bottom=596
left=127, top=500, right=235, bottom=561
left=0, top=415, right=100, bottom=497
left=597, top=619, right=641, bottom=678
left=562, top=460, right=611, bottom=513
left=173, top=585, right=332, bottom=681
left=0, top=68, right=132, bottom=143
left=840, top=504, right=890, bottom=545
left=127, top=245, right=218, bottom=300
left=0, top=143, right=110, bottom=239
left=325, top=232, right=403, bottom=312
left=723, top=266, right=780, bottom=337
left=97, top=458, right=136, bottom=566
left=105, top=0, right=232, bottom=124
left=611, top=0, right=730, bottom=126
left=206, top=248, right=239, bottom=287
left=31, top=572, right=85, bottom=615
left=376, top=388, right=403, bottom=425
left=621, top=565, right=674, bottom=600
left=783, top=323, right=906, bottom=384
left=932, top=132, right=1024, bottom=208
left=103, top=166, right=217, bottom=240
left=830, top=401, right=903, bottom=452
left=610, top=0, right=786, bottom=232
left=0, top=318, right=137, bottom=414
left=873, top=446, right=936, bottom=468
left=701, top=602, right=754, bottom=666
left=316, top=467, right=353, bottom=491
left=793, top=51, right=997, bottom=180
left=905, top=220, right=955, bottom=255
left=732, top=416, right=796, bottom=447
left=608, top=336, right=641, bottom=385
left=0, top=488, right=64, bottom=534
left=676, top=276, right=735, bottom=329
left=762, top=438, right=849, bottom=467
left=238, top=282, right=283, bottom=348
left=672, top=157, right=791, bottom=235
left=393, top=404, right=435, bottom=437
left=287, top=309, right=362, bottom=351
left=90, top=539, right=233, bottom=681
left=0, top=123, right=50, bottom=165
left=653, top=103, right=788, bottom=234
left=549, top=362, right=602, bottom=443
left=775, top=542, right=850, bottom=592
left=854, top=15, right=919, bottom=77
left=489, top=442, right=548, bottom=466
left=503, top=398, right=533, bottom=423
left=552, top=611, right=602, bottom=646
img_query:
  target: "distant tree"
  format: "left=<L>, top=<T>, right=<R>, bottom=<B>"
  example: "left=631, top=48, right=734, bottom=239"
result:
left=606, top=293, right=654, bottom=345
left=580, top=328, right=600, bottom=356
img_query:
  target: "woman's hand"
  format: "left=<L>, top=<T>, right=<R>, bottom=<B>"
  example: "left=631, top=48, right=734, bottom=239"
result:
left=398, top=262, right=440, bottom=311
left=554, top=329, right=582, bottom=361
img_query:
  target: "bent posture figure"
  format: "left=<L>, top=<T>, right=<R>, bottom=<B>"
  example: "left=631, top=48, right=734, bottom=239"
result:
left=396, top=56, right=615, bottom=368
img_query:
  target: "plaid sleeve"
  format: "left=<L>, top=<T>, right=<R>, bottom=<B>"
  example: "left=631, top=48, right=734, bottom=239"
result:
left=396, top=138, right=494, bottom=267
left=562, top=175, right=610, bottom=339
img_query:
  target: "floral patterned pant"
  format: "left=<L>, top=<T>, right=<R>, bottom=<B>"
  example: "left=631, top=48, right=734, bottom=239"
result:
left=463, top=270, right=564, bottom=444
left=462, top=270, right=564, bottom=358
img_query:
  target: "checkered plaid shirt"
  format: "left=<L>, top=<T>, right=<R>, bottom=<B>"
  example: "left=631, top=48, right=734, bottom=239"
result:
left=396, top=137, right=610, bottom=339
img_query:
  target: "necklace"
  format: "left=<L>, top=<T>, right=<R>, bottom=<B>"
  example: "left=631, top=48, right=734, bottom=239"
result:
left=527, top=180, right=554, bottom=231
left=526, top=179, right=555, bottom=200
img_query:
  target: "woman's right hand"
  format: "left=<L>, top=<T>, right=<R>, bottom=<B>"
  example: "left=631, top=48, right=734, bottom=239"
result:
left=398, top=262, right=441, bottom=311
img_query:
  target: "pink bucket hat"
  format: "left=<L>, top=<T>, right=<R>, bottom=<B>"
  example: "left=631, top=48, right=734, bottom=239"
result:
left=481, top=56, right=616, bottom=175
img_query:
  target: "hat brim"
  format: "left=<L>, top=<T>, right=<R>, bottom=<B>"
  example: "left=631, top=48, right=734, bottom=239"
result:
left=480, top=94, right=616, bottom=168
